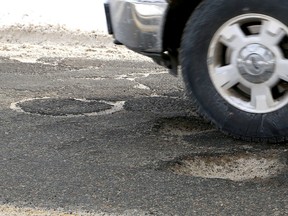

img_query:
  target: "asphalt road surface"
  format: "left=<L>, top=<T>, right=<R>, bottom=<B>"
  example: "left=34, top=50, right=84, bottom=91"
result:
left=0, top=38, right=287, bottom=215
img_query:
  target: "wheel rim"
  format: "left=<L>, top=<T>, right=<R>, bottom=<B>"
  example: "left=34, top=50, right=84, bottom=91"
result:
left=208, top=13, right=288, bottom=113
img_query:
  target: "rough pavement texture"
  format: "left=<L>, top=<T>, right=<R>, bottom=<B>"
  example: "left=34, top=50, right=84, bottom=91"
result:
left=0, top=28, right=287, bottom=216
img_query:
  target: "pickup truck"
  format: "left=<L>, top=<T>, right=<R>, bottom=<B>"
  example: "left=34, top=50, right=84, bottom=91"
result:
left=104, top=0, right=288, bottom=143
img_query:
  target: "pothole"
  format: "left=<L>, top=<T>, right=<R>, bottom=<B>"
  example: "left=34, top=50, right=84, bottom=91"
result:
left=168, top=150, right=287, bottom=181
left=154, top=117, right=215, bottom=136
left=10, top=98, right=125, bottom=117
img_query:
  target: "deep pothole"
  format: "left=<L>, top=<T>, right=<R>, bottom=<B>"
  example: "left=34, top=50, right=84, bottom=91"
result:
left=154, top=117, right=215, bottom=136
left=10, top=98, right=125, bottom=117
left=167, top=150, right=287, bottom=181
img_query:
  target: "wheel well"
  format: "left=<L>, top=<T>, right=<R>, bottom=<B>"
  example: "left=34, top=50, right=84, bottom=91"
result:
left=163, top=0, right=202, bottom=59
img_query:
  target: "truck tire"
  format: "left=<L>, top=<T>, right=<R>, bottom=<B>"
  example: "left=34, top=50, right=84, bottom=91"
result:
left=180, top=0, right=288, bottom=142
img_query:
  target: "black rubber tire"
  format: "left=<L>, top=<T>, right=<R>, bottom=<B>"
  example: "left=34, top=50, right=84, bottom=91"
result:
left=180, top=0, right=288, bottom=143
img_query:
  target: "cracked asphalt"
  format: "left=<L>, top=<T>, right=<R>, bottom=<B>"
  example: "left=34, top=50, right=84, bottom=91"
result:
left=0, top=44, right=288, bottom=215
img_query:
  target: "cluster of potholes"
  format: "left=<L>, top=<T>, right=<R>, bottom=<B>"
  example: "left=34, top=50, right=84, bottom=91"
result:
left=10, top=96, right=196, bottom=117
left=10, top=97, right=288, bottom=182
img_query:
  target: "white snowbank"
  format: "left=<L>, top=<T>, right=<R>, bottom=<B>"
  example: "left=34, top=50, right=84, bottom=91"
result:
left=0, top=0, right=107, bottom=32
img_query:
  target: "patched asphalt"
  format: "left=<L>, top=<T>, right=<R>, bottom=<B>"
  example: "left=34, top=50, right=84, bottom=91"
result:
left=17, top=98, right=114, bottom=116
left=0, top=56, right=287, bottom=216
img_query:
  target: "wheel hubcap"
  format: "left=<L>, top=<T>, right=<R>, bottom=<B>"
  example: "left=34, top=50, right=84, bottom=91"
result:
left=238, top=43, right=275, bottom=83
left=208, top=14, right=288, bottom=113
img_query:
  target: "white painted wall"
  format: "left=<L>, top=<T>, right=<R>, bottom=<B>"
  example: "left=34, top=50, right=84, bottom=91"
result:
left=0, top=0, right=107, bottom=32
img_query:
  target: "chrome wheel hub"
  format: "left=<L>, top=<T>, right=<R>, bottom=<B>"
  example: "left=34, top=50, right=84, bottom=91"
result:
left=238, top=44, right=275, bottom=83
